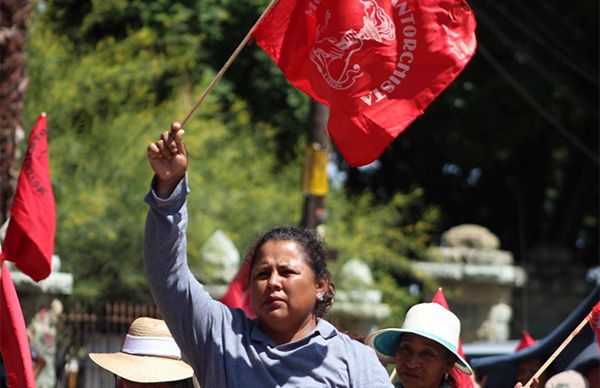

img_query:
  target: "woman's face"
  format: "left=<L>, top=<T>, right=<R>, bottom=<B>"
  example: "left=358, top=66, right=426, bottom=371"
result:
left=250, top=240, right=325, bottom=342
left=516, top=357, right=547, bottom=387
left=395, top=333, right=454, bottom=388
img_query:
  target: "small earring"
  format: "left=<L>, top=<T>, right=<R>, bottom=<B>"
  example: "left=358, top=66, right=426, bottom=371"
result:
left=316, top=293, right=323, bottom=301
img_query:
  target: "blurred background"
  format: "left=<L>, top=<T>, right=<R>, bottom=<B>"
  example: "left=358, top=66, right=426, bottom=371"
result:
left=0, top=0, right=597, bottom=386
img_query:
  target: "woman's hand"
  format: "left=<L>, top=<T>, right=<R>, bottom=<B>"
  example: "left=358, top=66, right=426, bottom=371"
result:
left=147, top=122, right=188, bottom=196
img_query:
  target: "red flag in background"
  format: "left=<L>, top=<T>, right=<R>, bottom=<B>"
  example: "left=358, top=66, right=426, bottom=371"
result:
left=252, top=0, right=477, bottom=166
left=1, top=113, right=55, bottom=281
left=590, top=301, right=600, bottom=350
left=0, top=261, right=36, bottom=387
left=515, top=330, right=537, bottom=352
left=220, top=256, right=256, bottom=318
left=432, top=288, right=474, bottom=388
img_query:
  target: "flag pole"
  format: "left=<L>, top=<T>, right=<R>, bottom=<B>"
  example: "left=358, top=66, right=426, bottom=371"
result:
left=523, top=305, right=597, bottom=388
left=179, top=0, right=280, bottom=128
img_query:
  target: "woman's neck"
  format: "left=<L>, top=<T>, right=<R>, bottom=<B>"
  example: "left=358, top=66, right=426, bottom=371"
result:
left=261, top=315, right=318, bottom=345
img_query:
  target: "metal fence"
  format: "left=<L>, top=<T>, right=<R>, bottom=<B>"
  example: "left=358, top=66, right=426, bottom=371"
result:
left=56, top=301, right=162, bottom=388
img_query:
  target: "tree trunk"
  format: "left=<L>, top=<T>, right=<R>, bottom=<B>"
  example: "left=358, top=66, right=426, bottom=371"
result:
left=300, top=100, right=330, bottom=230
left=0, top=0, right=30, bottom=224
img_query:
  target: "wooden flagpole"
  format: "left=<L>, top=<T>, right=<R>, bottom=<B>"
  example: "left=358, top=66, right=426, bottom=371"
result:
left=179, top=0, right=280, bottom=128
left=523, top=307, right=596, bottom=388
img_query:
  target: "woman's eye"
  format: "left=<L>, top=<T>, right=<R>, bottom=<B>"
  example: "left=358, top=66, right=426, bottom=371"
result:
left=421, top=351, right=436, bottom=359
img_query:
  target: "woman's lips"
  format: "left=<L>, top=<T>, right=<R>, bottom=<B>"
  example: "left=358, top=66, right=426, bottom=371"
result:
left=399, top=371, right=420, bottom=380
left=265, top=295, right=285, bottom=305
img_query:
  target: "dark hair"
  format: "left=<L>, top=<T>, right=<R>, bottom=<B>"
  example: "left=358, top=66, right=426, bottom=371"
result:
left=172, top=378, right=196, bottom=388
left=247, top=226, right=335, bottom=317
left=115, top=377, right=194, bottom=388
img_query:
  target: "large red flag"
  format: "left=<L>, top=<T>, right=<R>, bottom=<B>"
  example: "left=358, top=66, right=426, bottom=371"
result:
left=252, top=0, right=477, bottom=166
left=220, top=256, right=256, bottom=318
left=432, top=288, right=474, bottom=388
left=0, top=260, right=36, bottom=387
left=1, top=113, right=55, bottom=281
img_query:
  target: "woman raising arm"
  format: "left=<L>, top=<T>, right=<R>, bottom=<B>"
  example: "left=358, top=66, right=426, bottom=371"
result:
left=143, top=124, right=392, bottom=387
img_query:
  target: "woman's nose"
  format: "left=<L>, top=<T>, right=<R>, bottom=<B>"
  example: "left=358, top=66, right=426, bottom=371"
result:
left=266, top=272, right=282, bottom=289
left=400, top=353, right=418, bottom=369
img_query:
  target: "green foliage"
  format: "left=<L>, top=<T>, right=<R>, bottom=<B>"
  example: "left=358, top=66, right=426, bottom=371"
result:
left=24, top=1, right=439, bottom=324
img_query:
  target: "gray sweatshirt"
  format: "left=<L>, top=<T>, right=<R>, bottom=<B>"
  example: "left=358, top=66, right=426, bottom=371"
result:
left=143, top=176, right=393, bottom=388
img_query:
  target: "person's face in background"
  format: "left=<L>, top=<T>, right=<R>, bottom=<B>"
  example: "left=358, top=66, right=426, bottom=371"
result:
left=394, top=333, right=455, bottom=388
left=117, top=379, right=170, bottom=387
left=584, top=362, right=599, bottom=388
left=515, top=357, right=548, bottom=388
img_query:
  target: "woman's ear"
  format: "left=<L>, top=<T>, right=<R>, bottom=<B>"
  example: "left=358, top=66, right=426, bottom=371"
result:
left=315, top=278, right=328, bottom=298
left=444, top=354, right=457, bottom=373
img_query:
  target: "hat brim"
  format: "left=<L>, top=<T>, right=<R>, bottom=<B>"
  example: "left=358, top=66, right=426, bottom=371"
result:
left=366, top=328, right=473, bottom=375
left=89, top=352, right=194, bottom=383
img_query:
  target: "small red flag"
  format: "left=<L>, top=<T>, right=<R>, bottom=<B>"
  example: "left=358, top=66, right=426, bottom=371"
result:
left=0, top=260, right=37, bottom=387
left=1, top=113, right=55, bottom=281
left=220, top=256, right=256, bottom=318
left=590, top=301, right=600, bottom=350
left=515, top=330, right=537, bottom=352
left=432, top=288, right=474, bottom=388
left=252, top=0, right=477, bottom=166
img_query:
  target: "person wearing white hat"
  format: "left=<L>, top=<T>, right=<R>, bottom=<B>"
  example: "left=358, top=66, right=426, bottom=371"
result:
left=89, top=317, right=195, bottom=387
left=366, top=303, right=473, bottom=388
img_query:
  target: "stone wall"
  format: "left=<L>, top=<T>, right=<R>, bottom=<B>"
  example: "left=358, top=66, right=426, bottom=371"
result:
left=412, top=224, right=526, bottom=342
left=510, top=245, right=596, bottom=338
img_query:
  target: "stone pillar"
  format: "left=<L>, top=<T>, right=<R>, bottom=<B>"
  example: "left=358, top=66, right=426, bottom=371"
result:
left=200, top=229, right=240, bottom=299
left=412, top=224, right=525, bottom=342
left=327, top=258, right=390, bottom=337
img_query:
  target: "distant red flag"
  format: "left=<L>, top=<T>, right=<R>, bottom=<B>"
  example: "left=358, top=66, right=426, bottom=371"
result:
left=0, top=261, right=36, bottom=387
left=590, top=301, right=600, bottom=350
left=515, top=330, right=537, bottom=352
left=432, top=288, right=474, bottom=388
left=252, top=0, right=477, bottom=166
left=1, top=113, right=55, bottom=281
left=220, top=256, right=256, bottom=318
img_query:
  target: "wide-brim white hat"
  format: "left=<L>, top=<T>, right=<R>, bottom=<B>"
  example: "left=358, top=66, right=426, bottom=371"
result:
left=89, top=317, right=194, bottom=383
left=366, top=303, right=472, bottom=374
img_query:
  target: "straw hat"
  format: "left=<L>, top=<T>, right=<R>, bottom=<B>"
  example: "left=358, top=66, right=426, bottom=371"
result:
left=366, top=303, right=472, bottom=374
left=89, top=317, right=194, bottom=383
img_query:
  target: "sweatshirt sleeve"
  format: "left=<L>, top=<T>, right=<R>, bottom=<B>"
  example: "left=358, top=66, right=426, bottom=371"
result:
left=143, top=174, right=238, bottom=382
left=350, top=340, right=395, bottom=387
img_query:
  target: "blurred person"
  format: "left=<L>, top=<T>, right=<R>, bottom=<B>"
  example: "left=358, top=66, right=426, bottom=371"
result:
left=89, top=317, right=194, bottom=387
left=514, top=331, right=551, bottom=388
left=569, top=342, right=600, bottom=388
left=470, top=370, right=487, bottom=388
left=143, top=124, right=392, bottom=387
left=366, top=302, right=473, bottom=388
left=515, top=356, right=550, bottom=388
